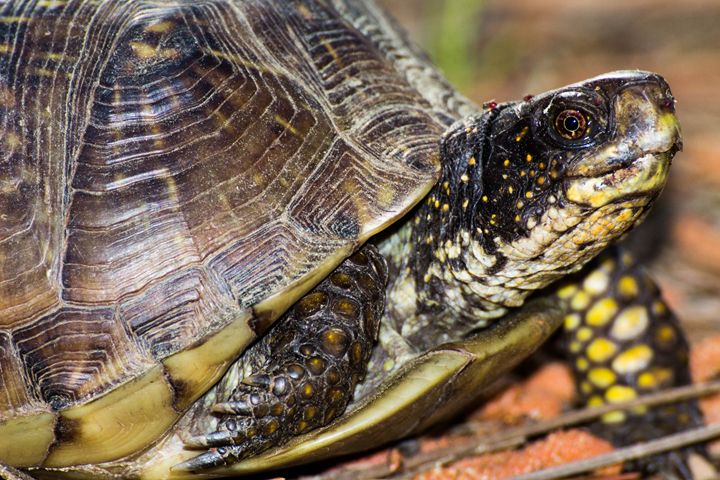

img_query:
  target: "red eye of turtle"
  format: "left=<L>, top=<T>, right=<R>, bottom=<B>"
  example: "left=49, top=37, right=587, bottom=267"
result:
left=554, top=109, right=588, bottom=140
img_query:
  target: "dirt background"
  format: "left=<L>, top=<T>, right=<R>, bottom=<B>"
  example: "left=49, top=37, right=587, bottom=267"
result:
left=380, top=0, right=720, bottom=343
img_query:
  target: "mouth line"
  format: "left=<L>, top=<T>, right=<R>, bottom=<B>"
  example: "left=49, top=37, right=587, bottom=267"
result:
left=566, top=143, right=679, bottom=180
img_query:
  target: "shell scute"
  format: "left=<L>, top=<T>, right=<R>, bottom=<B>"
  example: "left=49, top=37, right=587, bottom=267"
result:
left=12, top=307, right=151, bottom=410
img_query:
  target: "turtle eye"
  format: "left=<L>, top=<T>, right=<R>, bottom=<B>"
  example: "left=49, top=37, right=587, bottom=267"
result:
left=554, top=109, right=588, bottom=140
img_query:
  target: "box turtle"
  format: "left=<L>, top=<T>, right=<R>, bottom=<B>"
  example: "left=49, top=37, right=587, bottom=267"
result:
left=0, top=0, right=702, bottom=479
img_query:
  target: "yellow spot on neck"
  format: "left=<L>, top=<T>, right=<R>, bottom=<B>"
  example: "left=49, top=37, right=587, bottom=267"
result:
left=564, top=313, right=581, bottom=330
left=557, top=284, right=578, bottom=300
left=611, top=306, right=649, bottom=340
left=587, top=338, right=617, bottom=363
left=586, top=298, right=618, bottom=327
left=612, top=344, right=653, bottom=374
left=617, top=275, right=639, bottom=299
left=583, top=269, right=610, bottom=295
left=605, top=385, right=637, bottom=404
left=570, top=290, right=591, bottom=310
left=576, top=326, right=593, bottom=342
left=589, top=367, right=616, bottom=388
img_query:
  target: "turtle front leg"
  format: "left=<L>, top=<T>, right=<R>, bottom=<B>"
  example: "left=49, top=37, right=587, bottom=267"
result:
left=179, top=246, right=387, bottom=471
left=556, top=247, right=705, bottom=477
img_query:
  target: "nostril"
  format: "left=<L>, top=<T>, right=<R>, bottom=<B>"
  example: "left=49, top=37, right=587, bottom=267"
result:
left=655, top=83, right=676, bottom=113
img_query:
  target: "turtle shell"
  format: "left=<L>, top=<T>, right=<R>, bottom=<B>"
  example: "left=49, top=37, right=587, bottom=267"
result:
left=0, top=0, right=470, bottom=469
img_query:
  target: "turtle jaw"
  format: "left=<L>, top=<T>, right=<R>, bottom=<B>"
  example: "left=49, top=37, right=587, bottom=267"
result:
left=565, top=75, right=681, bottom=208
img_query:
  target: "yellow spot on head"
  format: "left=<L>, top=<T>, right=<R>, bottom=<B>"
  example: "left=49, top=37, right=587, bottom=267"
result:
left=580, top=381, right=592, bottom=394
left=461, top=174, right=469, bottom=182
left=481, top=195, right=488, bottom=203
left=589, top=367, right=616, bottom=388
left=569, top=341, right=582, bottom=353
left=503, top=159, right=510, bottom=167
left=468, top=157, right=476, bottom=165
left=611, top=306, right=649, bottom=340
left=525, top=191, right=533, bottom=199
left=612, top=344, right=653, bottom=374
left=434, top=200, right=440, bottom=208
left=587, top=395, right=604, bottom=407
left=586, top=298, right=618, bottom=327
left=605, top=385, right=637, bottom=404
left=526, top=153, right=533, bottom=162
left=462, top=198, right=469, bottom=209
left=617, top=275, right=639, bottom=299
left=587, top=338, right=618, bottom=363
left=442, top=203, right=450, bottom=212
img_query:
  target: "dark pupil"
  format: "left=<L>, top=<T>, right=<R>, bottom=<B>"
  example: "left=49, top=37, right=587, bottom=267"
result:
left=563, top=115, right=580, bottom=132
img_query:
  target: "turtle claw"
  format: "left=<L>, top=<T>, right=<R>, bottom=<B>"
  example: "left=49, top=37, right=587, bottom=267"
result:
left=173, top=448, right=234, bottom=472
left=183, top=430, right=243, bottom=449
left=212, top=399, right=253, bottom=415
left=242, top=373, right=271, bottom=388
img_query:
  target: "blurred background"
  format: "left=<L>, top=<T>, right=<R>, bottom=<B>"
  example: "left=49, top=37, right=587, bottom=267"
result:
left=380, top=0, right=720, bottom=343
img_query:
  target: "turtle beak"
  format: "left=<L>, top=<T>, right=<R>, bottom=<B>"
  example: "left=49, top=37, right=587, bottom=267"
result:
left=565, top=72, right=681, bottom=208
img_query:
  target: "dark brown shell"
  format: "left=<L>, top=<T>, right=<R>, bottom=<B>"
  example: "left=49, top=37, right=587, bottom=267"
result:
left=0, top=0, right=469, bottom=469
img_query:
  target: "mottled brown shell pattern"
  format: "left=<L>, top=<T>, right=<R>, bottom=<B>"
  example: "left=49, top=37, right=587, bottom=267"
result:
left=0, top=0, right=459, bottom=468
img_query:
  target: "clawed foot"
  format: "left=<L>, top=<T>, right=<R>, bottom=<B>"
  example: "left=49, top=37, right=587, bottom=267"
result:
left=177, top=247, right=387, bottom=472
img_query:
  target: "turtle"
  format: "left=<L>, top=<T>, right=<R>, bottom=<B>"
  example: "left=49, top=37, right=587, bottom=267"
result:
left=0, top=0, right=703, bottom=479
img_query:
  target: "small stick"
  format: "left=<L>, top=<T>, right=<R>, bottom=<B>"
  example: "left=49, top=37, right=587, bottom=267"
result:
left=513, top=422, right=720, bottom=480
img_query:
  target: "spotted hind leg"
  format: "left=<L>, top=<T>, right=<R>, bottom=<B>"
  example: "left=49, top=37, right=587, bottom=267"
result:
left=179, top=246, right=388, bottom=471
left=556, top=247, right=705, bottom=476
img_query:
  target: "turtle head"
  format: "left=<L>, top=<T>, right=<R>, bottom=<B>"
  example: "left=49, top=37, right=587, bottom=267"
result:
left=472, top=71, right=679, bottom=263
left=420, top=71, right=680, bottom=318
